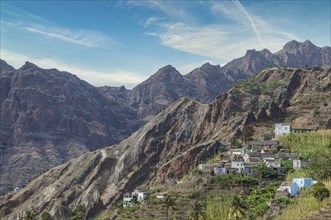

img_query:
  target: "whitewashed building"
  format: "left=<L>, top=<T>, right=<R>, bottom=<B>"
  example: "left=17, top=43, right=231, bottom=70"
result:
left=274, top=123, right=291, bottom=136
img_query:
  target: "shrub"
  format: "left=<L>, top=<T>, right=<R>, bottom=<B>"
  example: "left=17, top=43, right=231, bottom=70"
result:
left=41, top=212, right=52, bottom=220
left=70, top=205, right=86, bottom=220
left=313, top=185, right=330, bottom=202
left=188, top=191, right=202, bottom=199
left=192, top=168, right=202, bottom=176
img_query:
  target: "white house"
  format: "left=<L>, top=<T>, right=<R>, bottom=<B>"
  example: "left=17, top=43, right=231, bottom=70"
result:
left=293, top=159, right=308, bottom=170
left=123, top=197, right=134, bottom=207
left=274, top=123, right=291, bottom=136
left=291, top=178, right=314, bottom=196
left=231, top=160, right=244, bottom=172
left=132, top=189, right=150, bottom=202
left=227, top=148, right=245, bottom=156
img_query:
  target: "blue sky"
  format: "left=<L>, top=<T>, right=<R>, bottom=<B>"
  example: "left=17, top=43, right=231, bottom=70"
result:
left=1, top=0, right=330, bottom=88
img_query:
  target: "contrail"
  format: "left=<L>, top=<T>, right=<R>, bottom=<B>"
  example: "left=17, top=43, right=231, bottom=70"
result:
left=233, top=0, right=266, bottom=48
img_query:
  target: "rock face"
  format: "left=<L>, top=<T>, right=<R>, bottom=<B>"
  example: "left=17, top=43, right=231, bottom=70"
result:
left=1, top=66, right=330, bottom=219
left=0, top=61, right=143, bottom=194
left=276, top=40, right=331, bottom=67
left=1, top=39, right=330, bottom=195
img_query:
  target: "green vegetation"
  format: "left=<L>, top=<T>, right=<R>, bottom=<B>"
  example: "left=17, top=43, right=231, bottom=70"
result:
left=228, top=195, right=247, bottom=219
left=187, top=201, right=207, bottom=220
left=206, top=194, right=231, bottom=220
left=312, top=182, right=330, bottom=203
left=159, top=195, right=177, bottom=220
left=254, top=161, right=278, bottom=179
left=275, top=131, right=331, bottom=219
left=235, top=77, right=287, bottom=96
left=281, top=159, right=294, bottom=174
left=191, top=168, right=203, bottom=176
left=41, top=212, right=52, bottom=220
left=278, top=131, right=331, bottom=180
left=23, top=209, right=37, bottom=220
left=70, top=205, right=86, bottom=220
left=212, top=174, right=258, bottom=189
left=275, top=179, right=331, bottom=220
left=245, top=183, right=279, bottom=219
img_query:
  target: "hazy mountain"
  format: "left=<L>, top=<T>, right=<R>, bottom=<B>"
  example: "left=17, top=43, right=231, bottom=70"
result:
left=1, top=66, right=329, bottom=219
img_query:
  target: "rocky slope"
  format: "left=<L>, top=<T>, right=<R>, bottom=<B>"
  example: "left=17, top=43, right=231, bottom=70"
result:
left=1, top=39, right=330, bottom=195
left=0, top=61, right=143, bottom=194
left=1, top=66, right=330, bottom=219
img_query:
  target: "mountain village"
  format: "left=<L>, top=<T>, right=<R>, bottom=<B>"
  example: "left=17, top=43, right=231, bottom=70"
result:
left=121, top=123, right=324, bottom=216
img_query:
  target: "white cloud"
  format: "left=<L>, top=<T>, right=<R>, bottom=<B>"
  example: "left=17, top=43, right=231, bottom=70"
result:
left=22, top=24, right=115, bottom=48
left=145, top=2, right=297, bottom=62
left=140, top=16, right=162, bottom=28
left=22, top=26, right=110, bottom=48
left=0, top=49, right=144, bottom=88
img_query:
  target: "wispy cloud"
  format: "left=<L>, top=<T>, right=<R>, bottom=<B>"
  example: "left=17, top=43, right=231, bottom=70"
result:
left=140, top=16, right=162, bottom=28
left=0, top=49, right=144, bottom=88
left=142, top=1, right=296, bottom=62
left=127, top=0, right=192, bottom=21
left=21, top=25, right=115, bottom=48
left=1, top=4, right=116, bottom=49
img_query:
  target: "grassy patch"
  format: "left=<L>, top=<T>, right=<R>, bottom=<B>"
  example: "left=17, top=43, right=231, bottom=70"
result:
left=274, top=179, right=331, bottom=220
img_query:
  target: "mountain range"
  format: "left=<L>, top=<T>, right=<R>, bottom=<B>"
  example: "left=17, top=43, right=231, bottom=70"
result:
left=1, top=64, right=330, bottom=219
left=0, top=39, right=330, bottom=197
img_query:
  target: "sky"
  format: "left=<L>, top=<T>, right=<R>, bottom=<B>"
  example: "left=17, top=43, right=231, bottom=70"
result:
left=1, top=0, right=330, bottom=88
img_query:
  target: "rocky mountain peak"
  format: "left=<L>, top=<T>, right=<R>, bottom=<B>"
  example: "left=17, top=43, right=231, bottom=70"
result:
left=283, top=39, right=300, bottom=51
left=19, top=61, right=39, bottom=71
left=0, top=59, right=16, bottom=74
left=245, top=49, right=257, bottom=56
left=150, top=65, right=182, bottom=80
left=200, top=62, right=220, bottom=71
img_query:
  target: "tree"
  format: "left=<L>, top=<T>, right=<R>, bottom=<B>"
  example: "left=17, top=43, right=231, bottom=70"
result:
left=160, top=195, right=177, bottom=220
left=187, top=201, right=207, bottom=220
left=313, top=185, right=330, bottom=203
left=228, top=195, right=247, bottom=220
left=308, top=151, right=331, bottom=180
left=23, top=208, right=37, bottom=220
left=41, top=211, right=52, bottom=220
left=255, top=162, right=268, bottom=179
left=255, top=161, right=278, bottom=179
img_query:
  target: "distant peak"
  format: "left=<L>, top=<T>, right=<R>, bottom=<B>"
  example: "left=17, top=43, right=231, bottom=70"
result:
left=303, top=40, right=316, bottom=47
left=157, top=65, right=176, bottom=72
left=152, top=65, right=181, bottom=78
left=19, top=61, right=39, bottom=70
left=261, top=48, right=272, bottom=54
left=0, top=59, right=16, bottom=72
left=200, top=62, right=220, bottom=71
left=283, top=40, right=300, bottom=50
left=245, top=49, right=258, bottom=57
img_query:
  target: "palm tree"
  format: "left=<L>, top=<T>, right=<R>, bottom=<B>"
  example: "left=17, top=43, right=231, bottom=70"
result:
left=160, top=195, right=177, bottom=220
left=228, top=195, right=247, bottom=220
left=187, top=201, right=207, bottom=220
